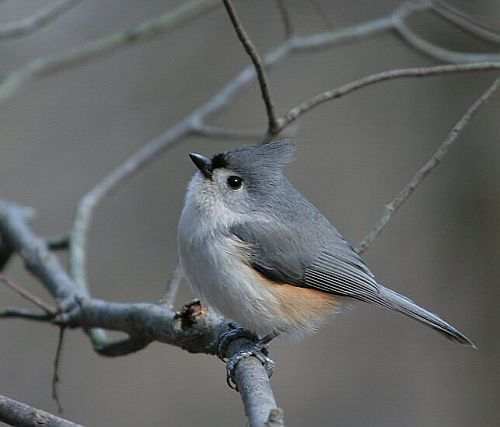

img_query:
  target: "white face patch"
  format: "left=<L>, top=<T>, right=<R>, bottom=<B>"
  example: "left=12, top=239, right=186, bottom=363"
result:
left=183, top=171, right=242, bottom=236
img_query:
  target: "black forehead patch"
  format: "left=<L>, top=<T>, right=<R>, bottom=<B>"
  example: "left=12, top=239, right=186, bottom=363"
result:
left=211, top=152, right=228, bottom=170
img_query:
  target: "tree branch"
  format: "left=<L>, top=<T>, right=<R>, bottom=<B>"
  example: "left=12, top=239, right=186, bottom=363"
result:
left=0, top=308, right=53, bottom=321
left=0, top=0, right=220, bottom=105
left=356, top=76, right=500, bottom=253
left=0, top=274, right=56, bottom=315
left=0, top=0, right=83, bottom=40
left=222, top=0, right=279, bottom=134
left=275, top=0, right=294, bottom=40
left=0, top=394, right=81, bottom=427
left=0, top=200, right=280, bottom=427
left=431, top=0, right=500, bottom=45
left=393, top=1, right=500, bottom=64
left=272, top=63, right=500, bottom=136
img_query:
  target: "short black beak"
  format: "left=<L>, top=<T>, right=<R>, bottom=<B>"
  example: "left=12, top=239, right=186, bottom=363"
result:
left=189, top=153, right=212, bottom=179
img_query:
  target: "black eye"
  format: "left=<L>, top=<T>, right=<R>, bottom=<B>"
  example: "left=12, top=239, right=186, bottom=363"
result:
left=227, top=175, right=243, bottom=190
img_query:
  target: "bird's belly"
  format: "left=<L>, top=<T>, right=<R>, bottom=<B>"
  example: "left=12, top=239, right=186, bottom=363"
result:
left=179, top=235, right=339, bottom=337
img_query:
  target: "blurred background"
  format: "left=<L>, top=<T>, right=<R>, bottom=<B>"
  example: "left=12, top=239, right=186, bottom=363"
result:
left=1, top=1, right=499, bottom=426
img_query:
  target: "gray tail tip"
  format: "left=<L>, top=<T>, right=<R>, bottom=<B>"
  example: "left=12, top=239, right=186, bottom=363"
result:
left=446, top=329, right=477, bottom=350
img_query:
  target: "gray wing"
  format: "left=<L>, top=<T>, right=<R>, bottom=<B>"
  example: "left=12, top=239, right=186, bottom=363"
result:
left=230, top=220, right=382, bottom=302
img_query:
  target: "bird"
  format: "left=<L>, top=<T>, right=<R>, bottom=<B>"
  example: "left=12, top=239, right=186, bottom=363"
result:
left=177, top=139, right=474, bottom=373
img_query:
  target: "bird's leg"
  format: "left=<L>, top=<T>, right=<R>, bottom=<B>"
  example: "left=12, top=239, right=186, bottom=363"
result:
left=218, top=324, right=278, bottom=390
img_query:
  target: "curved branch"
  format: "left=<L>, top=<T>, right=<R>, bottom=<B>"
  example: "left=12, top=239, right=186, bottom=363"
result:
left=0, top=0, right=83, bottom=40
left=272, top=63, right=500, bottom=135
left=0, top=0, right=220, bottom=105
left=356, top=76, right=500, bottom=253
left=393, top=1, right=500, bottom=63
left=431, top=0, right=500, bottom=44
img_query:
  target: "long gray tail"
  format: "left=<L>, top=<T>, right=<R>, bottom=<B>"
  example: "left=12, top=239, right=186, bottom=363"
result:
left=378, top=286, right=476, bottom=348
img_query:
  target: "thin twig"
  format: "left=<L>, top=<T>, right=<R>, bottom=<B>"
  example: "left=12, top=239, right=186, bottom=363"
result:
left=0, top=0, right=83, bottom=40
left=272, top=62, right=500, bottom=136
left=0, top=394, right=81, bottom=427
left=356, top=77, right=500, bottom=253
left=431, top=0, right=500, bottom=44
left=275, top=0, right=294, bottom=39
left=222, top=0, right=279, bottom=134
left=161, top=262, right=184, bottom=308
left=393, top=1, right=500, bottom=63
left=0, top=0, right=220, bottom=105
left=0, top=274, right=56, bottom=315
left=52, top=327, right=66, bottom=414
left=0, top=307, right=53, bottom=321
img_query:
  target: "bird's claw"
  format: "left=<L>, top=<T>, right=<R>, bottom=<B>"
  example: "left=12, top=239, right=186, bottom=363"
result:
left=217, top=324, right=274, bottom=391
left=225, top=344, right=275, bottom=390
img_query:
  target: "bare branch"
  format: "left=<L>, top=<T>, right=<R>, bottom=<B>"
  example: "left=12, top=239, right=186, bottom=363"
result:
left=70, top=121, right=193, bottom=292
left=0, top=0, right=220, bottom=105
left=222, top=0, right=279, bottom=134
left=0, top=0, right=83, bottom=40
left=0, top=308, right=53, bottom=321
left=431, top=0, right=500, bottom=44
left=93, top=335, right=153, bottom=357
left=161, top=262, right=184, bottom=308
left=357, top=77, right=500, bottom=253
left=272, top=63, right=500, bottom=136
left=52, top=327, right=65, bottom=414
left=291, top=17, right=393, bottom=51
left=393, top=1, right=500, bottom=63
left=0, top=202, right=77, bottom=302
left=0, top=274, right=56, bottom=315
left=275, top=0, right=294, bottom=39
left=0, top=394, right=81, bottom=427
left=0, top=201, right=279, bottom=427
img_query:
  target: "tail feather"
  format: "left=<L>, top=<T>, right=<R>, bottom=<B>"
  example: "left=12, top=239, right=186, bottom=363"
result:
left=378, top=286, right=476, bottom=348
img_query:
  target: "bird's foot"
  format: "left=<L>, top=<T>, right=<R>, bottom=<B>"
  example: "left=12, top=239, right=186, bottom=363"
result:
left=217, top=324, right=275, bottom=390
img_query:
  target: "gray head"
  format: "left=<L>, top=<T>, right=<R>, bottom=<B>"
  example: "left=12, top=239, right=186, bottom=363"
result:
left=187, top=140, right=295, bottom=216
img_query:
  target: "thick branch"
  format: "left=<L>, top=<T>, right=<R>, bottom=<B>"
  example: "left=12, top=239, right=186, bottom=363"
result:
left=357, top=76, right=500, bottom=253
left=0, top=201, right=279, bottom=427
left=0, top=202, right=75, bottom=302
left=0, top=394, right=81, bottom=427
left=0, top=0, right=82, bottom=40
left=222, top=0, right=279, bottom=134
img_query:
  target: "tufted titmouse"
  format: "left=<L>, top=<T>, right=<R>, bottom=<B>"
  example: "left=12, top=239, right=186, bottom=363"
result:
left=177, top=140, right=474, bottom=350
